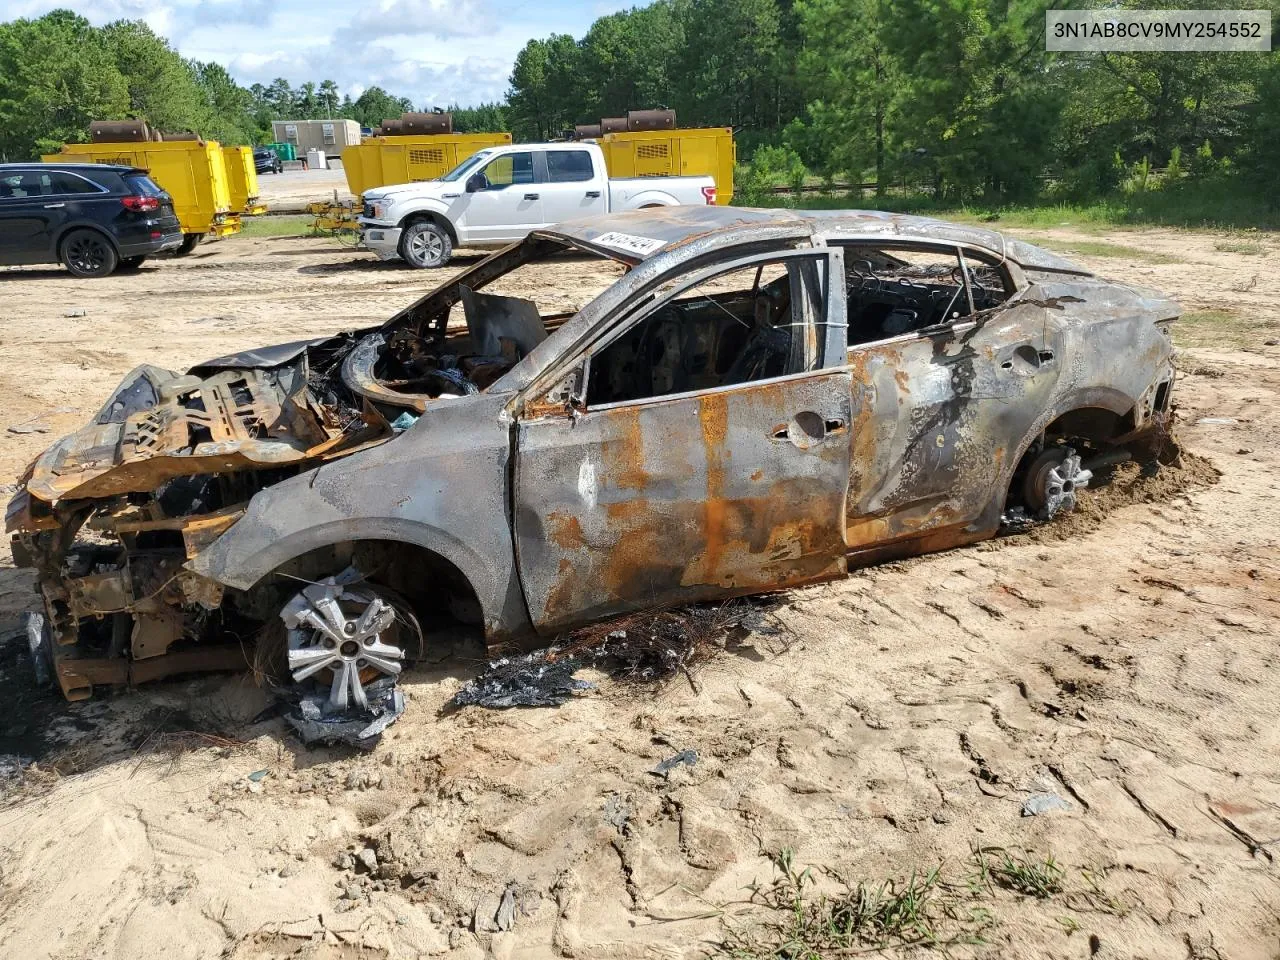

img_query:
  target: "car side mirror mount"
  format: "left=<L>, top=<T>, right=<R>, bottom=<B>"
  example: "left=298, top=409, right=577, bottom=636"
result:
left=525, top=366, right=585, bottom=418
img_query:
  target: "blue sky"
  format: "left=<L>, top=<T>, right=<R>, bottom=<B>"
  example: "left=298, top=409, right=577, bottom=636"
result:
left=6, top=0, right=630, bottom=107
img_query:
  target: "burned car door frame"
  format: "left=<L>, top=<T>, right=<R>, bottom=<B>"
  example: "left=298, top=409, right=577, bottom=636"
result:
left=825, top=236, right=1058, bottom=555
left=511, top=246, right=853, bottom=630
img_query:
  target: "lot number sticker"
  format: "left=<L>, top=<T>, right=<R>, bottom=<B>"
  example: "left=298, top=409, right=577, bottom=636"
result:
left=592, top=232, right=666, bottom=257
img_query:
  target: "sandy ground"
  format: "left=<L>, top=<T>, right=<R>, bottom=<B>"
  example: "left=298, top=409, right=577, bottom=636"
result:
left=258, top=168, right=354, bottom=209
left=1, top=223, right=1279, bottom=960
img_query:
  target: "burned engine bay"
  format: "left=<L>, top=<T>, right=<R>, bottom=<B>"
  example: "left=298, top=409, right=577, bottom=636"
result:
left=6, top=236, right=597, bottom=706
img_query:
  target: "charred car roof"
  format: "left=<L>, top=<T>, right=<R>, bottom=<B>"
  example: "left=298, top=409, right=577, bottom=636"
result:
left=542, top=205, right=1091, bottom=276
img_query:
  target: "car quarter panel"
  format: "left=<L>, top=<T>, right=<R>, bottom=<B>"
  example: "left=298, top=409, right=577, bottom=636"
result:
left=186, top=391, right=532, bottom=641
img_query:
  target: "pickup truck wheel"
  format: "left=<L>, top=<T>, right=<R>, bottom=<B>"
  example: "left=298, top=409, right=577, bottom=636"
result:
left=399, top=221, right=452, bottom=268
left=61, top=229, right=118, bottom=278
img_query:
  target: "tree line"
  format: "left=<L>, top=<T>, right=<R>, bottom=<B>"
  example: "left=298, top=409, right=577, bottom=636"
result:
left=504, top=0, right=1279, bottom=201
left=2, top=4, right=1276, bottom=206
left=0, top=10, right=506, bottom=160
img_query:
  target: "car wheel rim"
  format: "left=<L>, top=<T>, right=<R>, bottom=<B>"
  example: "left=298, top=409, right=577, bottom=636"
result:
left=409, top=229, right=443, bottom=264
left=1033, top=447, right=1093, bottom=519
left=282, top=579, right=410, bottom=711
left=68, top=236, right=106, bottom=273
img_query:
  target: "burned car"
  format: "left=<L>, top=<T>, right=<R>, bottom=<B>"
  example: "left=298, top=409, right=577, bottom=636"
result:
left=8, top=206, right=1178, bottom=717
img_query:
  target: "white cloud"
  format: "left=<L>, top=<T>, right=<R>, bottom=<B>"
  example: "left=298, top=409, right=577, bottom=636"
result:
left=226, top=42, right=510, bottom=107
left=3, top=0, right=547, bottom=107
left=7, top=0, right=176, bottom=33
left=348, top=0, right=489, bottom=38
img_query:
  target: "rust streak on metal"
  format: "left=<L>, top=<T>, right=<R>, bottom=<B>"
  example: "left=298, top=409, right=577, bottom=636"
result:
left=699, top=392, right=729, bottom=579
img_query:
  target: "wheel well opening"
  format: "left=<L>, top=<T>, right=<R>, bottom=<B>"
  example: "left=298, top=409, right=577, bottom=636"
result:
left=400, top=211, right=457, bottom=246
left=247, top=539, right=483, bottom=643
left=1006, top=406, right=1129, bottom=515
left=59, top=224, right=117, bottom=254
left=1043, top=407, right=1128, bottom=446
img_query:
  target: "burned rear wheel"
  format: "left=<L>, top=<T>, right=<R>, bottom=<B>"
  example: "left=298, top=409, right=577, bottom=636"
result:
left=1022, top=445, right=1093, bottom=520
left=280, top=574, right=422, bottom=711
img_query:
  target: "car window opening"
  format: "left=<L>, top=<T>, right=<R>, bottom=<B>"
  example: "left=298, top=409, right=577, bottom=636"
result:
left=366, top=239, right=625, bottom=404
left=586, top=256, right=826, bottom=406
left=840, top=244, right=1011, bottom=347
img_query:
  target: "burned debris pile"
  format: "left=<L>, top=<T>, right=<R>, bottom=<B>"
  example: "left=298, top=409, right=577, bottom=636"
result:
left=450, top=598, right=788, bottom=710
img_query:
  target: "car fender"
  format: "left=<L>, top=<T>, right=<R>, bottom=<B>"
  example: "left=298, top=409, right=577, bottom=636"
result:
left=186, top=391, right=532, bottom=641
left=392, top=197, right=453, bottom=225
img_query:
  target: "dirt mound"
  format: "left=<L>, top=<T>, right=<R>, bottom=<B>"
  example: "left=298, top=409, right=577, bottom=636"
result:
left=1008, top=443, right=1219, bottom=546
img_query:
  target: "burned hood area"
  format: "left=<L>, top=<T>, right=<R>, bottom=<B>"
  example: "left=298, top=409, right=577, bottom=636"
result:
left=5, top=233, right=608, bottom=705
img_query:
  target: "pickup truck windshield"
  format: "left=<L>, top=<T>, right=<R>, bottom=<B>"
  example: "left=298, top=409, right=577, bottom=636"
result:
left=440, top=151, right=493, bottom=182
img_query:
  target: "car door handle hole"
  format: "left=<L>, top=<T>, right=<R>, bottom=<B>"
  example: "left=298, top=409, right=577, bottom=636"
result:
left=524, top=193, right=540, bottom=200
left=773, top=411, right=833, bottom=449
left=1006, top=344, right=1042, bottom=374
left=585, top=191, right=602, bottom=198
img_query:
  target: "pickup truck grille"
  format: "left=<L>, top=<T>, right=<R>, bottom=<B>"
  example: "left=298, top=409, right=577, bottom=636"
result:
left=363, top=201, right=375, bottom=219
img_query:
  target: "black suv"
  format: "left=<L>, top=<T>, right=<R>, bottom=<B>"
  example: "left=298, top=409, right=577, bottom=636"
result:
left=0, top=163, right=182, bottom=278
left=254, top=147, right=283, bottom=174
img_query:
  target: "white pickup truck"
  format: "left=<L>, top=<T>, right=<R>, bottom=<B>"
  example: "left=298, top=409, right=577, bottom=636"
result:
left=358, top=141, right=717, bottom=268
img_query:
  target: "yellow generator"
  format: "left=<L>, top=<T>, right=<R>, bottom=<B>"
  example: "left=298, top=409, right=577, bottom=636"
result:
left=46, top=139, right=240, bottom=254
left=221, top=145, right=268, bottom=216
left=596, top=127, right=736, bottom=204
left=306, top=132, right=513, bottom=232
left=341, top=132, right=513, bottom=196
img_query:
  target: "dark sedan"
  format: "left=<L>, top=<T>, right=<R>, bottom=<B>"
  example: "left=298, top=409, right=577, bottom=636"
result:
left=0, top=163, right=182, bottom=277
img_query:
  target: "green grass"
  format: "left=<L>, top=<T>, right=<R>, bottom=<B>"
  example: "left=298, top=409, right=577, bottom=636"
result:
left=1172, top=308, right=1278, bottom=349
left=717, top=846, right=1099, bottom=957
left=741, top=177, right=1280, bottom=231
left=972, top=847, right=1065, bottom=899
left=236, top=214, right=316, bottom=238
left=1214, top=239, right=1266, bottom=255
left=1020, top=237, right=1183, bottom=264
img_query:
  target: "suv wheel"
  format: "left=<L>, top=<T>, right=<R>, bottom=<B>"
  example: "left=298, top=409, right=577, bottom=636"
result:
left=398, top=220, right=452, bottom=268
left=61, top=229, right=118, bottom=278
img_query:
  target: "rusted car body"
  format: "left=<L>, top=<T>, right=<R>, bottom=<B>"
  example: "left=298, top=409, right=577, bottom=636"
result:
left=7, top=207, right=1178, bottom=710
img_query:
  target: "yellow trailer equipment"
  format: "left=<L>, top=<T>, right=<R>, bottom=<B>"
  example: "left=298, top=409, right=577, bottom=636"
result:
left=45, top=139, right=240, bottom=253
left=341, top=132, right=513, bottom=196
left=221, top=145, right=268, bottom=216
left=306, top=132, right=514, bottom=232
left=596, top=127, right=735, bottom=204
